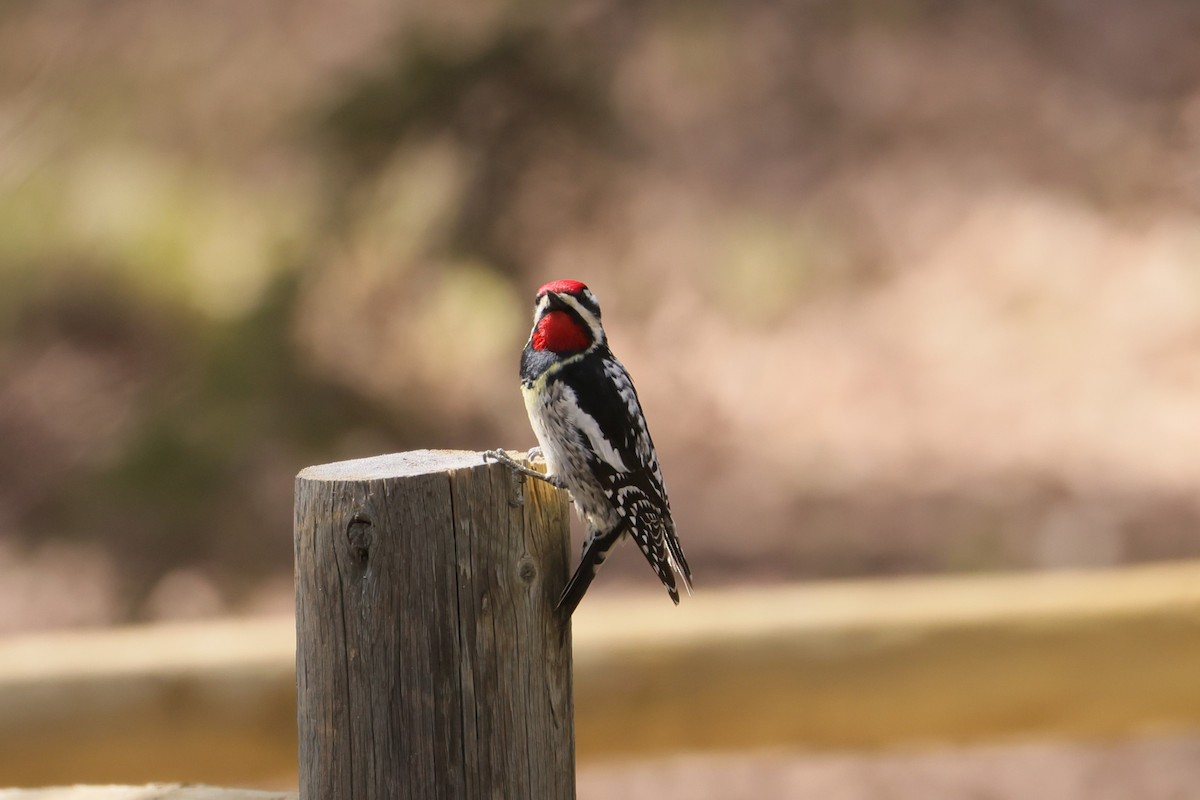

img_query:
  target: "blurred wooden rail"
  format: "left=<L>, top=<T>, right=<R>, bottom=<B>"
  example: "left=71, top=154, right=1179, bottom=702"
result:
left=4, top=561, right=1200, bottom=787
left=0, top=787, right=293, bottom=800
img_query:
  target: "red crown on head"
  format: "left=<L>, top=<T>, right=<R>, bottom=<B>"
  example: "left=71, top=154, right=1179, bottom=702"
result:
left=537, top=279, right=589, bottom=297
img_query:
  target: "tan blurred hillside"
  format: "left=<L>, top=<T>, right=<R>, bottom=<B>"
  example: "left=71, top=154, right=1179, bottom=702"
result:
left=2, top=0, right=1200, bottom=632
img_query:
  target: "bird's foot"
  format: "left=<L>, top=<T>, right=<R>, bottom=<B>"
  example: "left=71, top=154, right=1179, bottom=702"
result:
left=482, top=449, right=565, bottom=489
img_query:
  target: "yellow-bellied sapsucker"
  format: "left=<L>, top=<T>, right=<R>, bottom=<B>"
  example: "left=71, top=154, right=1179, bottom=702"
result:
left=486, top=279, right=692, bottom=616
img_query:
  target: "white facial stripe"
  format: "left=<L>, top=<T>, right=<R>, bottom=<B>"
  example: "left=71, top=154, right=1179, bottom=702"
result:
left=533, top=294, right=552, bottom=324
left=557, top=294, right=605, bottom=344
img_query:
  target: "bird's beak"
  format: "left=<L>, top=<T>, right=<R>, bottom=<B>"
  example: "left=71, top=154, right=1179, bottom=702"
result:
left=544, top=292, right=569, bottom=311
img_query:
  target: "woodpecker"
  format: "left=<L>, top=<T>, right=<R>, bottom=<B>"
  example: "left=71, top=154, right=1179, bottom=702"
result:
left=485, top=279, right=692, bottom=616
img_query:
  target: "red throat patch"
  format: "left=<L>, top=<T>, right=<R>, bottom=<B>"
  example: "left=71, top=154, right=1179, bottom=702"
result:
left=533, top=311, right=590, bottom=353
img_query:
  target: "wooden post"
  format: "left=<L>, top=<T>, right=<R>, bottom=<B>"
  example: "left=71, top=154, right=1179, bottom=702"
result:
left=294, top=450, right=575, bottom=799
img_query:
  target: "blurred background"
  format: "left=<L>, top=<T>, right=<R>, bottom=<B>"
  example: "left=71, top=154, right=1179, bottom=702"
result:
left=3, top=0, right=1200, bottom=796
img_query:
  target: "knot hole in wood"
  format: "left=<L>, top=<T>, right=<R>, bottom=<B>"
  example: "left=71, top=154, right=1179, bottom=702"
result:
left=347, top=512, right=374, bottom=569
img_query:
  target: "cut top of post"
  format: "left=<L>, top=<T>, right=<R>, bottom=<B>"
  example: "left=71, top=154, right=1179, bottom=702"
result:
left=296, top=450, right=488, bottom=482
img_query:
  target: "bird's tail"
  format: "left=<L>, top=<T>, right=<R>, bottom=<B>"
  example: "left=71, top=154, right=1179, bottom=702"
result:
left=665, top=521, right=693, bottom=596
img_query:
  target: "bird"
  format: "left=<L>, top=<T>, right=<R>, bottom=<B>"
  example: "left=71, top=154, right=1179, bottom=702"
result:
left=485, top=279, right=692, bottom=617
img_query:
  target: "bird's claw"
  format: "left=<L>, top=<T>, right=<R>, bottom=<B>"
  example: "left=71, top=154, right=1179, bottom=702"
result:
left=482, top=448, right=563, bottom=488
left=482, top=448, right=510, bottom=465
left=484, top=449, right=528, bottom=507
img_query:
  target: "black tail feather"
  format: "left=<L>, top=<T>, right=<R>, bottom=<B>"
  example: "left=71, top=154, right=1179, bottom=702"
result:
left=557, top=522, right=625, bottom=617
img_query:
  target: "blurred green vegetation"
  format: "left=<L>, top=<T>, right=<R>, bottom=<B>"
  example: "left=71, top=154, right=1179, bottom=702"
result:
left=6, top=269, right=401, bottom=609
left=3, top=0, right=1200, bottom=629
left=0, top=4, right=640, bottom=623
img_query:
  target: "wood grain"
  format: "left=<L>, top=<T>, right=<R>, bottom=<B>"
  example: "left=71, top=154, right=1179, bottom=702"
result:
left=295, top=450, right=574, bottom=800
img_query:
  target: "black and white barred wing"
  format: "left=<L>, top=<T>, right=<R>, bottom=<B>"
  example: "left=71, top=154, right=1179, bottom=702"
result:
left=564, top=351, right=693, bottom=599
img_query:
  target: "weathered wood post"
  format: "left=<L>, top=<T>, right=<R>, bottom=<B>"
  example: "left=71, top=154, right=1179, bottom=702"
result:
left=294, top=450, right=575, bottom=799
